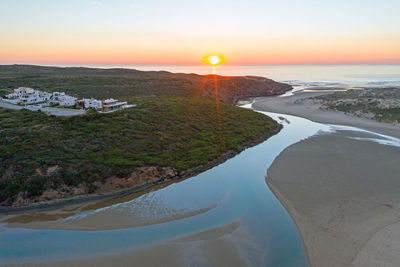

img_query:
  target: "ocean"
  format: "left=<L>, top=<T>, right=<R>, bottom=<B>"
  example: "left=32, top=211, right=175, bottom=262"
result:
left=73, top=64, right=400, bottom=87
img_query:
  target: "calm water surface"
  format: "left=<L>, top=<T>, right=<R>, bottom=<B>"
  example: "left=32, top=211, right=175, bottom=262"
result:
left=1, top=110, right=336, bottom=266
left=57, top=64, right=400, bottom=86
left=1, top=107, right=399, bottom=265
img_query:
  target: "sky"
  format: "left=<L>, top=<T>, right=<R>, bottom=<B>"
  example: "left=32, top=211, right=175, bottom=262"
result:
left=1, top=0, right=400, bottom=65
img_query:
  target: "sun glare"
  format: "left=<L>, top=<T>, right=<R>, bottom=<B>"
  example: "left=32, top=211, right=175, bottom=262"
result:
left=209, top=56, right=220, bottom=65
left=203, top=54, right=226, bottom=74
left=203, top=54, right=226, bottom=66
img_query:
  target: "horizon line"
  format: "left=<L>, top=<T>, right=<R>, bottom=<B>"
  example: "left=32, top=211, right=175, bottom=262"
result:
left=1, top=62, right=400, bottom=68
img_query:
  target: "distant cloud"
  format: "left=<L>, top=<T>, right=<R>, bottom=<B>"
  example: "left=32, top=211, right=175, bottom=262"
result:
left=93, top=1, right=103, bottom=6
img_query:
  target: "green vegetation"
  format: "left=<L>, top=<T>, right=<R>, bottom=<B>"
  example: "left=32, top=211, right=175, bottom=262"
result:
left=0, top=88, right=8, bottom=98
left=0, top=64, right=288, bottom=206
left=0, top=97, right=279, bottom=204
left=0, top=65, right=291, bottom=104
left=316, top=88, right=400, bottom=123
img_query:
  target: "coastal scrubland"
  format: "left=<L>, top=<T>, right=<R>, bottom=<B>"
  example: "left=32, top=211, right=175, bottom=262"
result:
left=0, top=65, right=290, bottom=207
left=0, top=65, right=291, bottom=104
left=316, top=87, right=400, bottom=124
left=0, top=97, right=279, bottom=206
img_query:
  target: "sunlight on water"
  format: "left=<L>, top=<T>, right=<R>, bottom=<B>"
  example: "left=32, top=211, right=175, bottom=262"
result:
left=329, top=125, right=400, bottom=148
left=70, top=64, right=400, bottom=87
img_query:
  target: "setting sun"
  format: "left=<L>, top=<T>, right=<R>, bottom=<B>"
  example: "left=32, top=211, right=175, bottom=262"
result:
left=203, top=54, right=226, bottom=66
left=209, top=56, right=220, bottom=65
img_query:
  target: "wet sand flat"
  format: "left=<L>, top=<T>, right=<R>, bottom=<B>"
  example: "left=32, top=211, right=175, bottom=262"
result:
left=5, top=221, right=249, bottom=267
left=255, top=92, right=400, bottom=266
left=267, top=131, right=400, bottom=267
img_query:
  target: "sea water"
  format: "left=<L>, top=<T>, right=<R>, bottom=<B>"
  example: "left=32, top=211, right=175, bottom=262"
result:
left=60, top=64, right=400, bottom=87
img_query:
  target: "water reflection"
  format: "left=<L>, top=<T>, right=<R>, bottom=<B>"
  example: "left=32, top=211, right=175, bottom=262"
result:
left=1, top=110, right=336, bottom=266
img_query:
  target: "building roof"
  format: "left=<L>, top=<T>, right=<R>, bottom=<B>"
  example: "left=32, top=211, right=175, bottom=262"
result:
left=104, top=98, right=118, bottom=104
left=103, top=101, right=127, bottom=107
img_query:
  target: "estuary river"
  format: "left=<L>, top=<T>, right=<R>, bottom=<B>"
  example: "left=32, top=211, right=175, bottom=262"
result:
left=1, top=106, right=398, bottom=266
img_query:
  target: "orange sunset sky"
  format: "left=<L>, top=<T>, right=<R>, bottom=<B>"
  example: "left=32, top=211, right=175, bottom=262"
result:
left=1, top=0, right=400, bottom=65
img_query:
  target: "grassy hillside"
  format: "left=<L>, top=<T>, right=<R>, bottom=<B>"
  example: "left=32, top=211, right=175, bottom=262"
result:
left=0, top=65, right=291, bottom=104
left=0, top=97, right=280, bottom=205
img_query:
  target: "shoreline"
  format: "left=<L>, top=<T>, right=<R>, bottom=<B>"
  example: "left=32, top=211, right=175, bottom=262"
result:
left=1, top=121, right=282, bottom=214
left=266, top=179, right=311, bottom=264
left=266, top=132, right=400, bottom=266
left=256, top=91, right=400, bottom=266
left=253, top=91, right=400, bottom=138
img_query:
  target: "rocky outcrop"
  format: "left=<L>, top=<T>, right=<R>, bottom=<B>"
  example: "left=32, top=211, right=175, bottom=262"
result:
left=93, top=167, right=178, bottom=193
left=8, top=167, right=179, bottom=208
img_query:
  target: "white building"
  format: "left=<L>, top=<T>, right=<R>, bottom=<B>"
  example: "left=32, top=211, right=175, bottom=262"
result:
left=102, top=98, right=128, bottom=112
left=83, top=98, right=103, bottom=110
left=5, top=87, right=51, bottom=105
left=2, top=87, right=135, bottom=113
left=82, top=98, right=131, bottom=112
left=51, top=92, right=76, bottom=107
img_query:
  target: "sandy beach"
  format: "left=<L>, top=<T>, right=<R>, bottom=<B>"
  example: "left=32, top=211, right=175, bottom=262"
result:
left=253, top=91, right=400, bottom=138
left=255, top=92, right=400, bottom=266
